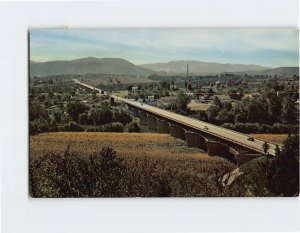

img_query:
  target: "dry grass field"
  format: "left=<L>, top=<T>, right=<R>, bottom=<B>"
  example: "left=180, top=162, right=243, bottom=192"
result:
left=251, top=134, right=288, bottom=145
left=188, top=101, right=212, bottom=111
left=30, top=132, right=238, bottom=197
left=30, top=132, right=211, bottom=160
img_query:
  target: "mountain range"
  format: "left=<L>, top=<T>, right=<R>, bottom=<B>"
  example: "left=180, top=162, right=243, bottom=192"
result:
left=30, top=57, right=157, bottom=77
left=30, top=57, right=298, bottom=77
left=139, top=60, right=269, bottom=75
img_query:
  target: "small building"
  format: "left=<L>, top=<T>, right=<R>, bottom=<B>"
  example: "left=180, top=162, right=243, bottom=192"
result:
left=132, top=86, right=139, bottom=92
left=148, top=95, right=155, bottom=100
left=186, top=92, right=194, bottom=98
left=170, top=83, right=177, bottom=90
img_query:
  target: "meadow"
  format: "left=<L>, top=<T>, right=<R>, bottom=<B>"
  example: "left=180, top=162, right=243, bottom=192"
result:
left=30, top=132, right=238, bottom=197
left=250, top=134, right=288, bottom=145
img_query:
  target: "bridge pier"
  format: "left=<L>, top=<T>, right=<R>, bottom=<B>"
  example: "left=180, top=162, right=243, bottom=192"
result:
left=185, top=132, right=207, bottom=151
left=235, top=153, right=262, bottom=167
left=206, top=141, right=236, bottom=163
left=157, top=120, right=171, bottom=134
left=139, top=111, right=148, bottom=126
left=170, top=125, right=187, bottom=141
left=147, top=115, right=158, bottom=130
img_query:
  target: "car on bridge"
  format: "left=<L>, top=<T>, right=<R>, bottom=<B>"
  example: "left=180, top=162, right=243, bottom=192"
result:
left=247, top=136, right=255, bottom=141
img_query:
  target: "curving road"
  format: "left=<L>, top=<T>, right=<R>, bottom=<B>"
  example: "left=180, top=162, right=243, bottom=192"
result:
left=74, top=79, right=279, bottom=155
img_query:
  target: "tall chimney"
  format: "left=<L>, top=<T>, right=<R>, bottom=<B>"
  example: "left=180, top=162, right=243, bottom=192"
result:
left=187, top=64, right=189, bottom=78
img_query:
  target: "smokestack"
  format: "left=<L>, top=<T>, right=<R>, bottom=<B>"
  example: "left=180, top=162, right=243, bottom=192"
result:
left=187, top=64, right=189, bottom=78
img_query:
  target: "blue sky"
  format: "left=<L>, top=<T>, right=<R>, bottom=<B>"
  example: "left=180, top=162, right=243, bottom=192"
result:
left=30, top=29, right=299, bottom=67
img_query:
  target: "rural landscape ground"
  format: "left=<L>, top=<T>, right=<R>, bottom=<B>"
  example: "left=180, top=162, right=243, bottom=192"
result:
left=29, top=29, right=299, bottom=197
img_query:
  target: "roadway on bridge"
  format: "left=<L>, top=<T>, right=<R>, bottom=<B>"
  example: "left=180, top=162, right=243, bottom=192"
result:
left=73, top=79, right=278, bottom=155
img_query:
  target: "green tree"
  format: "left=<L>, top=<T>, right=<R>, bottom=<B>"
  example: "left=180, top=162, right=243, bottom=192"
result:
left=206, top=88, right=214, bottom=98
left=281, top=96, right=297, bottom=124
left=268, top=95, right=281, bottom=124
left=262, top=141, right=270, bottom=155
left=66, top=101, right=87, bottom=122
left=128, top=122, right=140, bottom=132
left=90, top=108, right=113, bottom=125
left=207, top=105, right=219, bottom=123
left=267, top=135, right=299, bottom=196
left=175, top=91, right=190, bottom=112
left=217, top=108, right=233, bottom=124
left=213, top=96, right=223, bottom=109
left=113, top=109, right=132, bottom=125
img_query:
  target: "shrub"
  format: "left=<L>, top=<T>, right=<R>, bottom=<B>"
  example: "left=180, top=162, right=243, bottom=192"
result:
left=63, top=122, right=84, bottom=132
left=102, top=122, right=124, bottom=132
left=86, top=126, right=103, bottom=132
left=128, top=122, right=140, bottom=133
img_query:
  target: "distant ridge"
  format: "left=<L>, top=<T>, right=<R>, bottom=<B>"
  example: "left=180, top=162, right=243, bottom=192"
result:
left=231, top=67, right=299, bottom=77
left=139, top=60, right=269, bottom=75
left=30, top=57, right=157, bottom=77
left=30, top=57, right=298, bottom=77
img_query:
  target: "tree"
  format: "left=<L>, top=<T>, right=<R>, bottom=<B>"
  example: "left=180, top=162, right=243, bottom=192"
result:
left=246, top=99, right=263, bottom=123
left=29, top=100, right=48, bottom=121
left=175, top=91, right=190, bottom=112
left=266, top=135, right=299, bottom=196
left=206, top=88, right=214, bottom=98
left=90, top=108, right=113, bottom=125
left=228, top=89, right=238, bottom=100
left=262, top=141, right=270, bottom=155
left=213, top=96, right=223, bottom=109
left=217, top=108, right=233, bottom=124
left=66, top=101, right=87, bottom=122
left=98, top=147, right=124, bottom=196
left=113, top=109, right=132, bottom=125
left=128, top=122, right=140, bottom=132
left=268, top=95, right=281, bottom=124
left=281, top=96, right=297, bottom=124
left=207, top=105, right=219, bottom=123
left=78, top=112, right=90, bottom=125
left=196, top=111, right=208, bottom=121
left=110, top=97, right=115, bottom=106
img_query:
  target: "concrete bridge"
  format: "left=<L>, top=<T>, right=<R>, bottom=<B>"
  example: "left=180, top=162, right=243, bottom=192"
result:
left=74, top=79, right=280, bottom=166
left=128, top=107, right=265, bottom=166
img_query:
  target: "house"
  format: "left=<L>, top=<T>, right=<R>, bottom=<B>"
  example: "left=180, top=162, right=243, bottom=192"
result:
left=170, top=83, right=177, bottom=90
left=132, top=86, right=139, bottom=92
left=186, top=92, right=194, bottom=99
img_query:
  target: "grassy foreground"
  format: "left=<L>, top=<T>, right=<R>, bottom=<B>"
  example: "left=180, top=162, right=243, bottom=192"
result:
left=30, top=132, right=239, bottom=197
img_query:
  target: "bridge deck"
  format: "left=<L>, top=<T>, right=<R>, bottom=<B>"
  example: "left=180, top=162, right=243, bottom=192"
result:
left=74, top=79, right=279, bottom=156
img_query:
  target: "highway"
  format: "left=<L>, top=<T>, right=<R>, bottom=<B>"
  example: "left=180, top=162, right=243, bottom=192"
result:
left=74, top=79, right=279, bottom=156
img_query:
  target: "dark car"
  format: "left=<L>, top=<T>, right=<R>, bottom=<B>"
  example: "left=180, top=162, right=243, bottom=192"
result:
left=247, top=136, right=254, bottom=141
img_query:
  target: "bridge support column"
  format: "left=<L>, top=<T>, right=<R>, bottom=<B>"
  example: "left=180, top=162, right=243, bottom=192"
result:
left=147, top=115, right=158, bottom=130
left=157, top=120, right=171, bottom=134
left=185, top=132, right=207, bottom=151
left=170, top=125, right=187, bottom=141
left=139, top=111, right=148, bottom=126
left=206, top=141, right=235, bottom=163
left=235, top=153, right=262, bottom=167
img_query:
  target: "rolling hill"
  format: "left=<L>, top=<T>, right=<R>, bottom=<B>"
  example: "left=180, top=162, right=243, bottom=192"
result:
left=30, top=57, right=157, bottom=77
left=139, top=60, right=269, bottom=75
left=231, top=67, right=299, bottom=77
